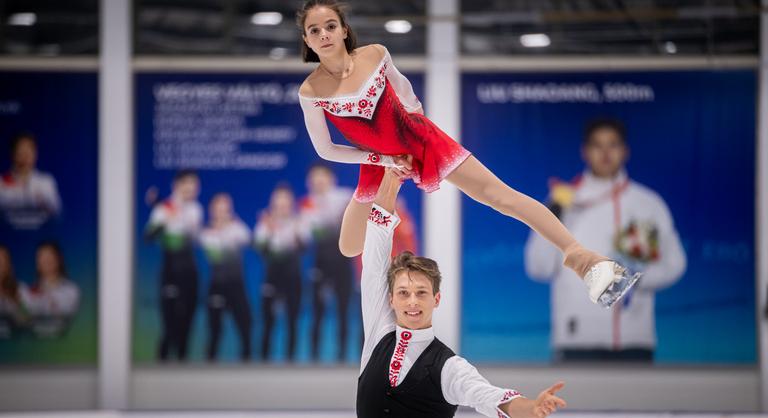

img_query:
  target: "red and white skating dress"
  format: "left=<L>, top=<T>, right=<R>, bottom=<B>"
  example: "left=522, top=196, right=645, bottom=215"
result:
left=299, top=46, right=471, bottom=203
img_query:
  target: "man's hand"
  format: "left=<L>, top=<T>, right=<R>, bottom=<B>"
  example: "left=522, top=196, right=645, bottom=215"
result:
left=502, top=382, right=566, bottom=418
left=374, top=168, right=404, bottom=213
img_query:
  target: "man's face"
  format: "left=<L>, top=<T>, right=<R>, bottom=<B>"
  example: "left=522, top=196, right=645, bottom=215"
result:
left=174, top=176, right=200, bottom=202
left=582, top=127, right=628, bottom=178
left=389, top=270, right=440, bottom=330
left=13, top=138, right=37, bottom=171
left=307, top=167, right=335, bottom=195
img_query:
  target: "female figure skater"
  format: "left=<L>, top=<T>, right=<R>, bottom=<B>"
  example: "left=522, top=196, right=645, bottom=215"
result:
left=0, top=245, right=28, bottom=336
left=200, top=193, right=252, bottom=361
left=296, top=0, right=638, bottom=307
left=21, top=241, right=80, bottom=337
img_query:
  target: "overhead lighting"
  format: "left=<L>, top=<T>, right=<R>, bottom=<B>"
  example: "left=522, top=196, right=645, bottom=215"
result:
left=8, top=13, right=37, bottom=26
left=520, top=33, right=550, bottom=48
left=664, top=41, right=678, bottom=54
left=384, top=20, right=412, bottom=34
left=251, top=12, right=283, bottom=26
left=269, top=47, right=288, bottom=60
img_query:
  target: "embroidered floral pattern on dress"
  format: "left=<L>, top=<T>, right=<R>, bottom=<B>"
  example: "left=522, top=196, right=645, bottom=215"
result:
left=366, top=153, right=381, bottom=164
left=312, top=61, right=389, bottom=120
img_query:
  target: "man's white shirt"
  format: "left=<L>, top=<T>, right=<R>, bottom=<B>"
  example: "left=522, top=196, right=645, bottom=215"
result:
left=525, top=170, right=686, bottom=350
left=360, top=204, right=521, bottom=418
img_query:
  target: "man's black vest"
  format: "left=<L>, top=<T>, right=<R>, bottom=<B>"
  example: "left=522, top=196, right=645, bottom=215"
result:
left=357, top=331, right=458, bottom=418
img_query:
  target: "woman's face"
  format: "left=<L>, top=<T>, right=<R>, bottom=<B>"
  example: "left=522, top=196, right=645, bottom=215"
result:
left=210, top=195, right=232, bottom=223
left=36, top=246, right=60, bottom=278
left=270, top=189, right=295, bottom=218
left=0, top=250, right=11, bottom=280
left=302, top=6, right=348, bottom=58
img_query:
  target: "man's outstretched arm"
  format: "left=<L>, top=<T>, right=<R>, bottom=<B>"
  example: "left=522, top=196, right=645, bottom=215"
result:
left=353, top=170, right=403, bottom=371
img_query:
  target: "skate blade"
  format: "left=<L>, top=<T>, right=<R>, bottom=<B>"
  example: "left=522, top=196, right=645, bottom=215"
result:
left=597, top=271, right=642, bottom=309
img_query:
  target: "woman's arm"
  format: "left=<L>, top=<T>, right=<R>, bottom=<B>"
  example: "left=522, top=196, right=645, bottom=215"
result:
left=298, top=95, right=399, bottom=167
left=374, top=45, right=423, bottom=114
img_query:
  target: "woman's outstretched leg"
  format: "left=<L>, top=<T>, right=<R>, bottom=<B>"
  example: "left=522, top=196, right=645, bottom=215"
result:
left=445, top=155, right=607, bottom=279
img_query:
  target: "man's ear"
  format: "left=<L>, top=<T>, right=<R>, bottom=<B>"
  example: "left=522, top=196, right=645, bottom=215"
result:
left=434, top=292, right=441, bottom=308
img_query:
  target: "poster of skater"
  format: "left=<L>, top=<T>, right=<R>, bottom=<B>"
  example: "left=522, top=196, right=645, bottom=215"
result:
left=460, top=70, right=756, bottom=365
left=133, top=71, right=424, bottom=364
left=0, top=71, right=98, bottom=364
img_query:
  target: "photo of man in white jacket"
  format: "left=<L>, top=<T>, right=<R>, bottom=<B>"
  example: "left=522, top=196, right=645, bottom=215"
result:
left=524, top=118, right=687, bottom=362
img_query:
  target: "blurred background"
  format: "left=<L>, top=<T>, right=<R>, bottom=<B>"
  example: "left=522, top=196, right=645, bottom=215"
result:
left=0, top=0, right=766, bottom=416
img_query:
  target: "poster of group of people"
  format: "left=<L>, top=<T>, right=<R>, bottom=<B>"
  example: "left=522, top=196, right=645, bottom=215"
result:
left=460, top=70, right=757, bottom=364
left=0, top=67, right=756, bottom=368
left=0, top=71, right=98, bottom=364
left=133, top=72, right=425, bottom=363
left=134, top=69, right=758, bottom=367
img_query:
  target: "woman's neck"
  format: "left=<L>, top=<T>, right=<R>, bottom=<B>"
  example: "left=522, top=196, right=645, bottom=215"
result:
left=319, top=50, right=354, bottom=79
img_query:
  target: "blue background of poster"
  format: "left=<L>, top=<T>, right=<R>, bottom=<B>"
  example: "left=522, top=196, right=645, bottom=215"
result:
left=460, top=70, right=756, bottom=364
left=0, top=71, right=98, bottom=364
left=133, top=72, right=424, bottom=363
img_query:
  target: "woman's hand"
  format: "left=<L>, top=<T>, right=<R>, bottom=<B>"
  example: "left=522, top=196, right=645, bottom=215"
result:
left=392, top=154, right=414, bottom=179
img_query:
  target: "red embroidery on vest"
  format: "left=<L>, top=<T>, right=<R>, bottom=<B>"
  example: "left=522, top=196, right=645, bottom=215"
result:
left=388, top=331, right=412, bottom=387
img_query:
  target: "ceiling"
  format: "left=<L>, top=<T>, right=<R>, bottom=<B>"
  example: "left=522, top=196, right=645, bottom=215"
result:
left=0, top=0, right=760, bottom=56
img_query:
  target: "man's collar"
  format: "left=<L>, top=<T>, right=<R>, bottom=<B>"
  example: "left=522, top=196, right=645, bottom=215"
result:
left=395, top=324, right=434, bottom=343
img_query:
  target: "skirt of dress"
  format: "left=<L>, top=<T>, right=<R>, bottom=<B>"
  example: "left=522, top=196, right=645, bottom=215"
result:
left=325, top=85, right=472, bottom=203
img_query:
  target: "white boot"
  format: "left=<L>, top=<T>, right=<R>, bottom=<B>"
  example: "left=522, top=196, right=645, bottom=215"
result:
left=584, top=261, right=642, bottom=308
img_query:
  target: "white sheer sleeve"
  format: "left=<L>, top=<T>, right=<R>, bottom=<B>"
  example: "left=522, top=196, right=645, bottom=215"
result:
left=382, top=47, right=423, bottom=113
left=299, top=95, right=398, bottom=167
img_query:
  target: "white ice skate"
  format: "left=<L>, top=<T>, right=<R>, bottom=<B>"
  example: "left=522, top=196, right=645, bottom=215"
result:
left=584, top=261, right=642, bottom=309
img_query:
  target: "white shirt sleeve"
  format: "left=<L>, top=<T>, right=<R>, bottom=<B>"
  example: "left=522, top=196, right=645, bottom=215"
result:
left=360, top=203, right=400, bottom=373
left=298, top=95, right=398, bottom=167
left=146, top=205, right=167, bottom=229
left=636, top=195, right=687, bottom=290
left=382, top=47, right=423, bottom=113
left=254, top=219, right=270, bottom=247
left=187, top=203, right=203, bottom=239
left=40, top=173, right=61, bottom=216
left=441, top=356, right=522, bottom=418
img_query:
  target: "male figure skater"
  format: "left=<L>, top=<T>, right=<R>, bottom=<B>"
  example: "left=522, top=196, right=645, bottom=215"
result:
left=341, top=166, right=566, bottom=418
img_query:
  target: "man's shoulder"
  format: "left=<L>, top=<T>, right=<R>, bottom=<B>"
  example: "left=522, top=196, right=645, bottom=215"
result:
left=627, top=180, right=667, bottom=206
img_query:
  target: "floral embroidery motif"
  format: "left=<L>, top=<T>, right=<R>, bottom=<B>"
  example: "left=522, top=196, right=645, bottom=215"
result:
left=366, top=153, right=381, bottom=164
left=368, top=207, right=392, bottom=227
left=312, top=61, right=389, bottom=120
left=388, top=330, right=412, bottom=387
left=496, top=390, right=522, bottom=418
